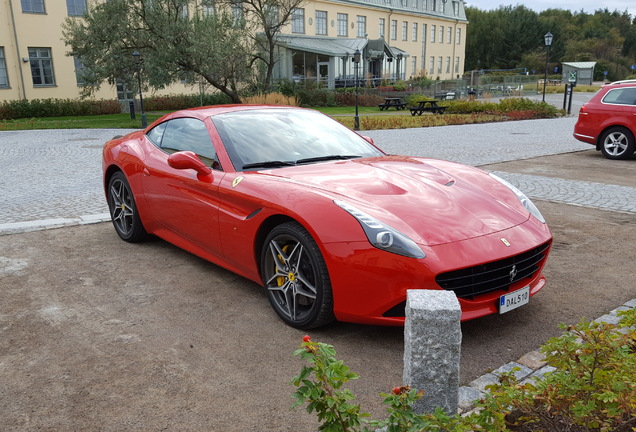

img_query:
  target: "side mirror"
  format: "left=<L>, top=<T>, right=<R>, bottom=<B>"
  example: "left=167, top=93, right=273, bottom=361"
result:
left=168, top=151, right=213, bottom=182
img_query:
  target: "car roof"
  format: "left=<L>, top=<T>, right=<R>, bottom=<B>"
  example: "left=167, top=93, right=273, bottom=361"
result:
left=159, top=104, right=301, bottom=122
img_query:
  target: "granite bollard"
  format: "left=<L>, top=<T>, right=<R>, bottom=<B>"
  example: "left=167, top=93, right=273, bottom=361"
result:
left=403, top=289, right=462, bottom=415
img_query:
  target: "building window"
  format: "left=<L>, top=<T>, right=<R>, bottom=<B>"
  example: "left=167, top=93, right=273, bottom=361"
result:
left=455, top=56, right=460, bottom=73
left=423, top=0, right=427, bottom=10
left=202, top=4, right=215, bottom=16
left=447, top=27, right=452, bottom=43
left=390, top=20, right=397, bottom=40
left=453, top=1, right=459, bottom=16
left=316, top=11, right=327, bottom=35
left=412, top=22, right=417, bottom=41
left=430, top=25, right=435, bottom=43
left=337, top=13, right=348, bottom=36
left=379, top=18, right=385, bottom=38
left=439, top=26, right=444, bottom=43
left=357, top=16, right=366, bottom=37
left=429, top=56, right=434, bottom=75
left=73, top=56, right=85, bottom=86
left=0, top=48, right=9, bottom=88
left=291, top=8, right=304, bottom=33
left=445, top=56, right=451, bottom=73
left=265, top=5, right=279, bottom=26
left=22, top=0, right=45, bottom=13
left=456, top=28, right=461, bottom=44
left=402, top=21, right=408, bottom=41
left=437, top=56, right=442, bottom=74
left=66, top=0, right=86, bottom=16
left=28, top=47, right=55, bottom=86
left=231, top=2, right=243, bottom=25
left=411, top=57, right=417, bottom=75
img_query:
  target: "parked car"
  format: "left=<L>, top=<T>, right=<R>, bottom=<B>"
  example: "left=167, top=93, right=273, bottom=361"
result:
left=103, top=105, right=552, bottom=329
left=573, top=82, right=636, bottom=160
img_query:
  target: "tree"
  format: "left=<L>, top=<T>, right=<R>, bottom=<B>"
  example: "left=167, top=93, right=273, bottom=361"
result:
left=63, top=0, right=257, bottom=103
left=226, top=0, right=305, bottom=91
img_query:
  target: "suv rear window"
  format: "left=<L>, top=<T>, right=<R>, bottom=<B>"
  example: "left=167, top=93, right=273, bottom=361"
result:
left=602, top=87, right=636, bottom=105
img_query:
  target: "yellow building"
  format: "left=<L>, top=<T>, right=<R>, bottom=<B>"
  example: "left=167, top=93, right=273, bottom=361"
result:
left=275, top=0, right=468, bottom=88
left=0, top=0, right=467, bottom=103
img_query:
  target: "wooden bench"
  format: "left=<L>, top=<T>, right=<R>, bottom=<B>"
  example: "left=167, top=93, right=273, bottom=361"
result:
left=378, top=97, right=407, bottom=111
left=409, top=100, right=447, bottom=115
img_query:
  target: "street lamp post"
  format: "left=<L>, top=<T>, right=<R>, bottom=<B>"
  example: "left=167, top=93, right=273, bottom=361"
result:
left=542, top=32, right=553, bottom=103
left=132, top=50, right=148, bottom=128
left=353, top=49, right=361, bottom=131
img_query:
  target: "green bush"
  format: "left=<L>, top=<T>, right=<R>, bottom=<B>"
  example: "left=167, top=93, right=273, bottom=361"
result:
left=292, top=307, right=636, bottom=431
left=0, top=98, right=121, bottom=120
left=144, top=93, right=232, bottom=111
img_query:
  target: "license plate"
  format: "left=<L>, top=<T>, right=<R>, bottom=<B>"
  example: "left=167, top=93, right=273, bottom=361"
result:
left=499, top=285, right=530, bottom=314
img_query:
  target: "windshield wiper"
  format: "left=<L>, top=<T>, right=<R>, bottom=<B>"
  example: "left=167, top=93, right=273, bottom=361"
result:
left=242, top=160, right=296, bottom=170
left=296, top=155, right=362, bottom=164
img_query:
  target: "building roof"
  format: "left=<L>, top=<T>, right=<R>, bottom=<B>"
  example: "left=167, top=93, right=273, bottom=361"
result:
left=275, top=35, right=408, bottom=60
left=562, top=62, right=597, bottom=69
left=276, top=35, right=367, bottom=57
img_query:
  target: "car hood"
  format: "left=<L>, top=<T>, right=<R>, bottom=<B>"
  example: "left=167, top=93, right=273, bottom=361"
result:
left=259, top=156, right=529, bottom=246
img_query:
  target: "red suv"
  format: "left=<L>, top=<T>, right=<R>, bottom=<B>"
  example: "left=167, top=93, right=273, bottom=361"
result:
left=573, top=81, right=636, bottom=160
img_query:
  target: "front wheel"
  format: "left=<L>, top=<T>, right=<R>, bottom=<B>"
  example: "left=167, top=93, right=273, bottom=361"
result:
left=600, top=127, right=635, bottom=160
left=260, top=222, right=335, bottom=329
left=107, top=171, right=147, bottom=242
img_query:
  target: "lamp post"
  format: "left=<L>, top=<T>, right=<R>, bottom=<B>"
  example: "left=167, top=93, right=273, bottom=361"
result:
left=542, top=32, right=553, bottom=103
left=132, top=50, right=147, bottom=128
left=353, top=49, right=361, bottom=131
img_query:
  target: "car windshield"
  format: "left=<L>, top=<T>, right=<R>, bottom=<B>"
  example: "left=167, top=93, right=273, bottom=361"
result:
left=211, top=109, right=384, bottom=171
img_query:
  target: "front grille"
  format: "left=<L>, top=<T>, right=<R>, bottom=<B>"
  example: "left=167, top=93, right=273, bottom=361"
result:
left=435, top=241, right=551, bottom=300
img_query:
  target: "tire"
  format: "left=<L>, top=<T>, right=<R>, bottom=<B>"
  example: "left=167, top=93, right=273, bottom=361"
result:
left=260, top=222, right=335, bottom=329
left=107, top=171, right=147, bottom=243
left=600, top=127, right=635, bottom=160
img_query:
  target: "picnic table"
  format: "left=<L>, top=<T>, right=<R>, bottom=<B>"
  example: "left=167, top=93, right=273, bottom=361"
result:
left=378, top=97, right=407, bottom=111
left=409, top=100, right=447, bottom=116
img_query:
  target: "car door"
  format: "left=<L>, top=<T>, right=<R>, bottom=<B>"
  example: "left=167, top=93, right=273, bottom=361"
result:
left=141, top=117, right=225, bottom=256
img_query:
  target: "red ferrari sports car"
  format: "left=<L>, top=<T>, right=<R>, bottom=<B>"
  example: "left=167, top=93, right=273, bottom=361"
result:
left=103, top=105, right=552, bottom=329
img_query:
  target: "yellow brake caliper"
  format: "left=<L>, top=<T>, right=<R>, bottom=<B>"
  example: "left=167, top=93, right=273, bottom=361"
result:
left=276, top=245, right=290, bottom=287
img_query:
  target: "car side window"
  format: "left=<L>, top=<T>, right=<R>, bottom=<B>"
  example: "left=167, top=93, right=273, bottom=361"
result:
left=602, top=87, right=636, bottom=106
left=160, top=117, right=221, bottom=169
left=146, top=122, right=167, bottom=146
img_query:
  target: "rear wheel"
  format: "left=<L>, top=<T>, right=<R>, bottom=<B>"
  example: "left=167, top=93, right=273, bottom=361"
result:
left=107, top=171, right=147, bottom=242
left=260, top=222, right=335, bottom=329
left=600, top=127, right=635, bottom=160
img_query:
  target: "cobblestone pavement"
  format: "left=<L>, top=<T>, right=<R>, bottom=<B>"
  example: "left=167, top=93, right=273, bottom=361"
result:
left=1, top=115, right=635, bottom=235
left=0, top=129, right=134, bottom=231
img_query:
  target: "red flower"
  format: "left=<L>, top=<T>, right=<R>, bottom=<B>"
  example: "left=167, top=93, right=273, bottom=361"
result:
left=303, top=335, right=311, bottom=343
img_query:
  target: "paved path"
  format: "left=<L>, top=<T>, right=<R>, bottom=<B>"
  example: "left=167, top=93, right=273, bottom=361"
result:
left=1, top=114, right=635, bottom=235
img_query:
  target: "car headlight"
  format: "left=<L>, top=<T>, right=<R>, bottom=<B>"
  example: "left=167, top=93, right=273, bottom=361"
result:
left=334, top=200, right=426, bottom=259
left=489, top=173, right=546, bottom=224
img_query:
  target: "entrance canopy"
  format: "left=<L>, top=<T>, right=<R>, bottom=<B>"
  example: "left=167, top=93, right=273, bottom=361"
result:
left=276, top=35, right=369, bottom=58
left=274, top=35, right=408, bottom=88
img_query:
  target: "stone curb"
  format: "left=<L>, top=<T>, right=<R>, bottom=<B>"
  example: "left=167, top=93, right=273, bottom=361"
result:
left=457, top=298, right=636, bottom=414
left=0, top=213, right=111, bottom=236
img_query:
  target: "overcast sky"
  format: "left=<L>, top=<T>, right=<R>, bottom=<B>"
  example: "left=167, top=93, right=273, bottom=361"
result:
left=464, top=0, right=636, bottom=19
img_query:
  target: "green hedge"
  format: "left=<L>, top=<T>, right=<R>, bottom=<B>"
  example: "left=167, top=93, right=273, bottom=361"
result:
left=144, top=93, right=233, bottom=111
left=0, top=98, right=121, bottom=120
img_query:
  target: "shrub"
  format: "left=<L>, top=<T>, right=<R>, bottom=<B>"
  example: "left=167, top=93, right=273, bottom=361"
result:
left=242, top=92, right=299, bottom=106
left=144, top=93, right=232, bottom=111
left=292, top=307, right=636, bottom=431
left=334, top=92, right=385, bottom=107
left=0, top=98, right=120, bottom=120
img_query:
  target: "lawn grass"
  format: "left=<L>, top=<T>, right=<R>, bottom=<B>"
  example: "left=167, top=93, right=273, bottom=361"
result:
left=0, top=113, right=164, bottom=131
